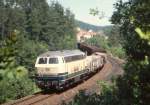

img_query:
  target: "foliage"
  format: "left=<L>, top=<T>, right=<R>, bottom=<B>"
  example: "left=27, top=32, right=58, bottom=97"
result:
left=50, top=2, right=77, bottom=50
left=0, top=33, right=35, bottom=104
left=111, top=0, right=150, bottom=104
left=85, top=35, right=125, bottom=59
left=64, top=81, right=119, bottom=105
left=89, top=8, right=104, bottom=19
left=108, top=46, right=125, bottom=59
left=0, top=0, right=77, bottom=103
left=106, top=26, right=122, bottom=47
left=85, top=35, right=109, bottom=49
left=16, top=37, right=49, bottom=70
left=0, top=76, right=34, bottom=103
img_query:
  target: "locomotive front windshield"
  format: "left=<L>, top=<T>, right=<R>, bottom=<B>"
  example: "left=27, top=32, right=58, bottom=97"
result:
left=49, top=58, right=59, bottom=64
left=38, top=58, right=47, bottom=64
left=38, top=57, right=59, bottom=64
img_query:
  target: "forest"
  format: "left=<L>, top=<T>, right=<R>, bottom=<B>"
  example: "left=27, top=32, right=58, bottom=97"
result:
left=0, top=0, right=77, bottom=103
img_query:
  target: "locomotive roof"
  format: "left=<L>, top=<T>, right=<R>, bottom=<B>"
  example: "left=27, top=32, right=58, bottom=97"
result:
left=39, top=50, right=85, bottom=57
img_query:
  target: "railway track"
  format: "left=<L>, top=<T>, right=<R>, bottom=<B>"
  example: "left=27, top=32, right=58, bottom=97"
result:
left=3, top=92, right=55, bottom=105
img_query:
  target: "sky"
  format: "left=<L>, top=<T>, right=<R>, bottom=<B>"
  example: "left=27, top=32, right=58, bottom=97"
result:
left=48, top=0, right=118, bottom=26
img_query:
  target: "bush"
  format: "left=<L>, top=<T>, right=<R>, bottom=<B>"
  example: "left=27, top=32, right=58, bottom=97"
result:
left=85, top=35, right=125, bottom=59
left=64, top=81, right=119, bottom=105
left=0, top=75, right=35, bottom=104
left=108, top=47, right=126, bottom=59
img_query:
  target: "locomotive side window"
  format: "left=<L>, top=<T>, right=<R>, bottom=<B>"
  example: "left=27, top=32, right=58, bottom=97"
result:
left=64, top=54, right=85, bottom=63
left=38, top=58, right=47, bottom=64
left=49, top=58, right=59, bottom=64
left=64, top=56, right=72, bottom=62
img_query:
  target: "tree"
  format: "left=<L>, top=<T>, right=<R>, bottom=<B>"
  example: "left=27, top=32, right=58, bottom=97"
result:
left=111, top=0, right=150, bottom=104
left=106, top=26, right=122, bottom=47
left=85, top=35, right=109, bottom=49
left=47, top=2, right=77, bottom=50
left=0, top=0, right=77, bottom=103
left=0, top=0, right=26, bottom=41
left=0, top=31, right=35, bottom=103
left=85, top=35, right=125, bottom=58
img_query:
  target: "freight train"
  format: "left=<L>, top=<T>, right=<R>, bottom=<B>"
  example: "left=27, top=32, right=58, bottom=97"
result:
left=35, top=49, right=106, bottom=90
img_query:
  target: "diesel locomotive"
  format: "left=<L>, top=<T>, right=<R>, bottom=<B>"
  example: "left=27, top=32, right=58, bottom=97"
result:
left=35, top=49, right=106, bottom=90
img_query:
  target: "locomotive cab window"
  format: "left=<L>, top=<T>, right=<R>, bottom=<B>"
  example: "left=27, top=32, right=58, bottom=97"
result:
left=38, top=58, right=47, bottom=64
left=49, top=58, right=59, bottom=64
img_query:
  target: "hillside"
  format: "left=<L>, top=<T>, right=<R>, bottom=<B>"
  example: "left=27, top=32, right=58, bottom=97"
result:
left=76, top=20, right=103, bottom=31
left=76, top=20, right=113, bottom=35
left=76, top=20, right=113, bottom=32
